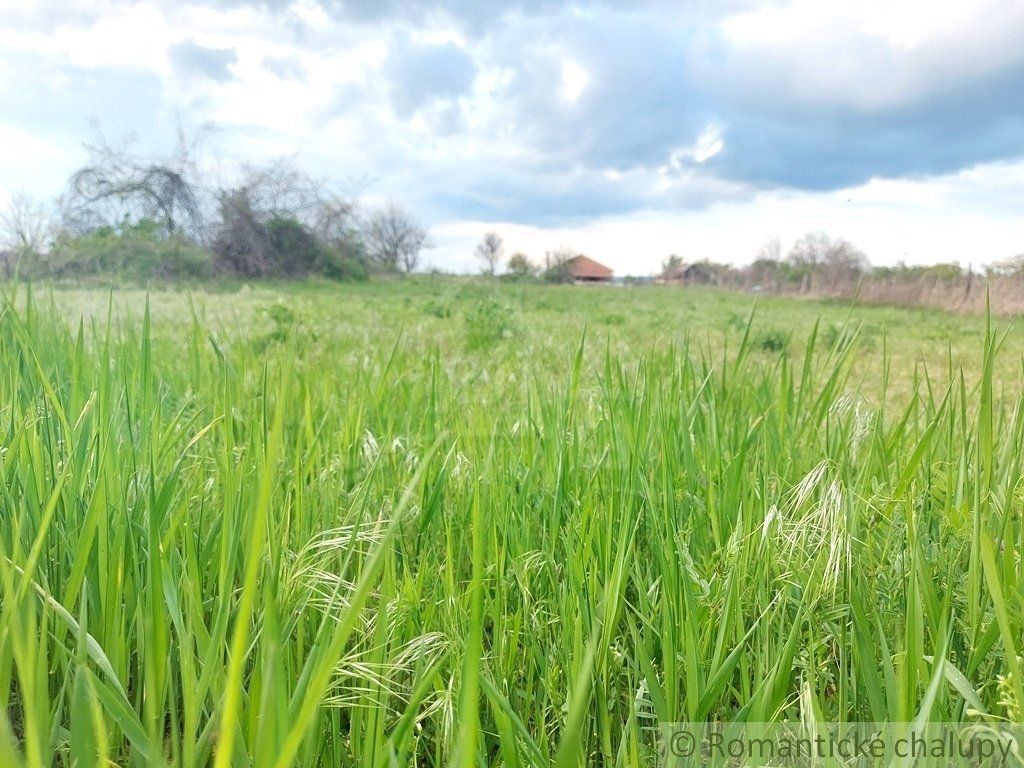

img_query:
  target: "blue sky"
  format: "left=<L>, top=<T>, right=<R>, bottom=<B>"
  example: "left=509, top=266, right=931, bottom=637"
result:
left=1, top=0, right=1023, bottom=273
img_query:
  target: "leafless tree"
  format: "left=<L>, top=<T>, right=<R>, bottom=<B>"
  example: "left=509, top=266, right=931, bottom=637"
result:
left=312, top=195, right=358, bottom=245
left=362, top=203, right=428, bottom=273
left=475, top=231, right=504, bottom=275
left=756, top=235, right=782, bottom=263
left=60, top=128, right=206, bottom=238
left=210, top=187, right=271, bottom=276
left=788, top=231, right=867, bottom=290
left=230, top=158, right=323, bottom=222
left=0, top=192, right=53, bottom=254
left=787, top=231, right=832, bottom=268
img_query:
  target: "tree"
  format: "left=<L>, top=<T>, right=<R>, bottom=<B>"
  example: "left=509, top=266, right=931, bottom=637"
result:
left=756, top=235, right=782, bottom=263
left=311, top=195, right=368, bottom=280
left=362, top=203, right=428, bottom=273
left=228, top=158, right=323, bottom=223
left=0, top=192, right=53, bottom=255
left=210, top=187, right=272, bottom=277
left=662, top=254, right=684, bottom=272
left=787, top=231, right=867, bottom=289
left=987, top=254, right=1024, bottom=279
left=542, top=247, right=575, bottom=284
left=475, top=231, right=504, bottom=276
left=506, top=252, right=536, bottom=279
left=208, top=159, right=366, bottom=280
left=60, top=129, right=205, bottom=238
left=787, top=232, right=830, bottom=268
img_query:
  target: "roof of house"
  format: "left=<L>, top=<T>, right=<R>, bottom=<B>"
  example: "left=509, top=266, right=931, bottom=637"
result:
left=567, top=254, right=613, bottom=279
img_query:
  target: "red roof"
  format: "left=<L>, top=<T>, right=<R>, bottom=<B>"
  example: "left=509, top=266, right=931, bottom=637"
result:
left=566, top=255, right=613, bottom=279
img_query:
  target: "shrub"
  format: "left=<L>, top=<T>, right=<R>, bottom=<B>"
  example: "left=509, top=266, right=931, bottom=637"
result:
left=464, top=296, right=515, bottom=349
left=266, top=217, right=327, bottom=277
left=424, top=298, right=453, bottom=318
left=47, top=219, right=213, bottom=281
left=754, top=328, right=788, bottom=353
left=253, top=302, right=300, bottom=352
left=506, top=252, right=538, bottom=281
left=212, top=199, right=368, bottom=281
left=320, top=240, right=369, bottom=282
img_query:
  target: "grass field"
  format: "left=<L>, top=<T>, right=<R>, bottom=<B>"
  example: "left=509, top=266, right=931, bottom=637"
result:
left=3, top=278, right=1024, bottom=766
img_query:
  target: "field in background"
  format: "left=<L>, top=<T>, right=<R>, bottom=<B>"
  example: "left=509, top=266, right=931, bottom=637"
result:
left=42, top=278, right=1024, bottom=397
left=3, top=279, right=1024, bottom=766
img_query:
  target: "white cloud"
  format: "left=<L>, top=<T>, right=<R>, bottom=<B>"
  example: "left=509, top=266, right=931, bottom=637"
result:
left=0, top=0, right=1023, bottom=277
left=429, top=158, right=1024, bottom=274
left=0, top=123, right=81, bottom=202
left=0, top=3, right=173, bottom=73
left=718, top=0, right=1024, bottom=110
left=560, top=61, right=589, bottom=103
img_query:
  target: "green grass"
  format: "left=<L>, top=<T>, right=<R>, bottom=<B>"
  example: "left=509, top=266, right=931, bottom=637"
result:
left=2, top=278, right=1024, bottom=766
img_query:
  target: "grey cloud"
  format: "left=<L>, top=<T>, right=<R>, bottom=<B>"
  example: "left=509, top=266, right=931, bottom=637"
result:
left=7, top=0, right=1024, bottom=228
left=697, top=31, right=1024, bottom=190
left=484, top=10, right=715, bottom=171
left=469, top=5, right=1024, bottom=203
left=385, top=40, right=476, bottom=117
left=168, top=41, right=238, bottom=82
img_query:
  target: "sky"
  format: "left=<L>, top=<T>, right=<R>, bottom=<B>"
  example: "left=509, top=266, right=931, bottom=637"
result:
left=1, top=0, right=1023, bottom=275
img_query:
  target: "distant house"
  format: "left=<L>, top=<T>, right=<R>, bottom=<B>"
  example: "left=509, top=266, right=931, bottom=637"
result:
left=566, top=255, right=613, bottom=283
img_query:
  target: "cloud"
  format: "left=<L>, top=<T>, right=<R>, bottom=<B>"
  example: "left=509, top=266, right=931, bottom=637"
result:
left=168, top=40, right=238, bottom=82
left=384, top=38, right=476, bottom=117
left=263, top=54, right=305, bottom=80
left=0, top=49, right=167, bottom=144
left=699, top=0, right=1024, bottom=188
left=3, top=0, right=1024, bottom=265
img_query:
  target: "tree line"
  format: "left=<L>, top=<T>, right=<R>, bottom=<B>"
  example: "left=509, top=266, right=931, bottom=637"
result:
left=0, top=131, right=430, bottom=281
left=656, top=232, right=1024, bottom=291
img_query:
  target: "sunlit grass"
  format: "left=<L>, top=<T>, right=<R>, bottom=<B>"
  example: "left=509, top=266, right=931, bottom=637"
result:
left=2, top=280, right=1023, bottom=766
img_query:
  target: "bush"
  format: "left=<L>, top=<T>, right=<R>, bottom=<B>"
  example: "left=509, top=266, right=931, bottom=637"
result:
left=266, top=217, right=327, bottom=277
left=754, top=329, right=788, bottom=353
left=424, top=298, right=453, bottom=318
left=464, top=297, right=515, bottom=349
left=320, top=240, right=369, bottom=282
left=47, top=220, right=213, bottom=281
left=212, top=202, right=368, bottom=281
left=253, top=302, right=301, bottom=352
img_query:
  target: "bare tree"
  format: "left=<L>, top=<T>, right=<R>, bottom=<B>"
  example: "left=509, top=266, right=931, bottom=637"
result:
left=362, top=203, right=428, bottom=273
left=475, top=231, right=504, bottom=276
left=231, top=158, right=323, bottom=222
left=210, top=187, right=271, bottom=276
left=0, top=192, right=53, bottom=254
left=312, top=195, right=358, bottom=246
left=60, top=129, right=206, bottom=238
left=756, top=235, right=782, bottom=263
left=788, top=231, right=866, bottom=290
left=787, top=231, right=832, bottom=268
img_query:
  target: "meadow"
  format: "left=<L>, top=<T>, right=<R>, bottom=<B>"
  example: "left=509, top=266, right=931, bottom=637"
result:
left=3, top=278, right=1024, bottom=767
